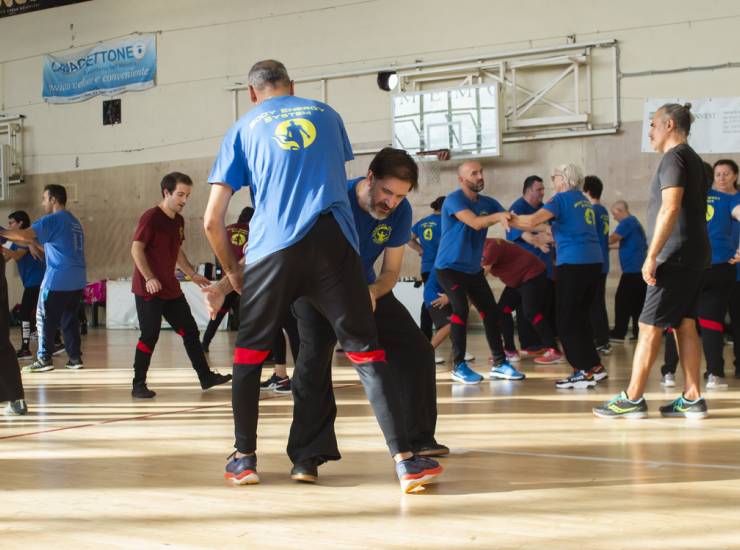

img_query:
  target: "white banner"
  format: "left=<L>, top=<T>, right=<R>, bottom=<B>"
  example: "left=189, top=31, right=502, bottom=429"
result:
left=642, top=97, right=740, bottom=153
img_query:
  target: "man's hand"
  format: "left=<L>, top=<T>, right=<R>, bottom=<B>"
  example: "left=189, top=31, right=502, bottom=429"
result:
left=146, top=277, right=163, bottom=295
left=431, top=293, right=449, bottom=308
left=225, top=269, right=243, bottom=296
left=368, top=286, right=377, bottom=312
left=642, top=256, right=658, bottom=286
left=494, top=212, right=512, bottom=232
left=730, top=252, right=740, bottom=265
left=190, top=273, right=210, bottom=288
left=202, top=284, right=227, bottom=320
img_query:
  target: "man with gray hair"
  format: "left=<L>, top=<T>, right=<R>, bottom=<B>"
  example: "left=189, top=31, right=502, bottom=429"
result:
left=594, top=103, right=711, bottom=419
left=608, top=200, right=648, bottom=343
left=204, top=59, right=442, bottom=493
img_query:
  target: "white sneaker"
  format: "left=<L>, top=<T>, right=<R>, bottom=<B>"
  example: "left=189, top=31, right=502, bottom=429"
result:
left=464, top=352, right=475, bottom=361
left=706, top=374, right=728, bottom=390
left=434, top=356, right=445, bottom=365
left=661, top=373, right=676, bottom=387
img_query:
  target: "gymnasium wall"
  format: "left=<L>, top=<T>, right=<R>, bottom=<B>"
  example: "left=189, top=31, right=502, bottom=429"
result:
left=1, top=0, right=739, bottom=305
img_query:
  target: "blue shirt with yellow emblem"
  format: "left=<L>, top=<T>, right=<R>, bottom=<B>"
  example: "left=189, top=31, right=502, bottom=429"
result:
left=411, top=213, right=442, bottom=275
left=542, top=189, right=603, bottom=266
left=706, top=189, right=740, bottom=265
left=347, top=177, right=412, bottom=284
left=208, top=95, right=359, bottom=264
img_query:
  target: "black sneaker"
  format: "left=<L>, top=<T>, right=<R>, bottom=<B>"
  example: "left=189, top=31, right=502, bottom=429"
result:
left=593, top=391, right=648, bottom=419
left=132, top=383, right=156, bottom=398
left=260, top=374, right=286, bottom=392
left=16, top=348, right=32, bottom=360
left=273, top=377, right=292, bottom=394
left=659, top=395, right=708, bottom=419
left=413, top=442, right=450, bottom=457
left=290, top=458, right=322, bottom=483
left=200, top=371, right=232, bottom=390
left=609, top=332, right=626, bottom=343
left=65, top=358, right=84, bottom=370
left=225, top=451, right=259, bottom=485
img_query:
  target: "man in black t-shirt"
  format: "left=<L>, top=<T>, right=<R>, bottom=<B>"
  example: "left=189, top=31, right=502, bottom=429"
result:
left=594, top=103, right=711, bottom=420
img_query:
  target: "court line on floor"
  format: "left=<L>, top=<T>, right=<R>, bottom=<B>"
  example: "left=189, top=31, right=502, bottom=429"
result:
left=0, top=382, right=362, bottom=441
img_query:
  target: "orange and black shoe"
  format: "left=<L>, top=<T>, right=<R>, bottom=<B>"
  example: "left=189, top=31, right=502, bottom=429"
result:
left=224, top=451, right=260, bottom=486
left=396, top=456, right=443, bottom=493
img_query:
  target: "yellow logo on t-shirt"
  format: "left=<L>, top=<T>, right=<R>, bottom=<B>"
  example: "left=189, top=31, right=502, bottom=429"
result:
left=273, top=118, right=317, bottom=151
left=372, top=224, right=392, bottom=244
left=706, top=203, right=715, bottom=222
left=584, top=208, right=595, bottom=225
left=231, top=232, right=247, bottom=247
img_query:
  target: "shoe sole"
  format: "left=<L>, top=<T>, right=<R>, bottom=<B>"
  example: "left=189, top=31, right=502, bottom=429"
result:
left=291, top=473, right=318, bottom=483
left=450, top=373, right=482, bottom=385
left=661, top=411, right=708, bottom=419
left=661, top=382, right=676, bottom=388
left=65, top=365, right=84, bottom=370
left=592, top=373, right=608, bottom=382
left=489, top=372, right=525, bottom=381
left=505, top=357, right=521, bottom=363
left=592, top=409, right=647, bottom=419
left=399, top=466, right=444, bottom=494
left=556, top=380, right=596, bottom=389
left=259, top=386, right=276, bottom=392
left=434, top=358, right=445, bottom=365
left=534, top=358, right=565, bottom=365
left=273, top=389, right=292, bottom=395
left=464, top=356, right=475, bottom=362
left=23, top=366, right=54, bottom=373
left=415, top=448, right=450, bottom=457
left=225, top=472, right=260, bottom=485
left=706, top=385, right=728, bottom=390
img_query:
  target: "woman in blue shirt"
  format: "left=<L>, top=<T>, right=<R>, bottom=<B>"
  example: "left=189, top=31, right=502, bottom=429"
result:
left=511, top=163, right=605, bottom=389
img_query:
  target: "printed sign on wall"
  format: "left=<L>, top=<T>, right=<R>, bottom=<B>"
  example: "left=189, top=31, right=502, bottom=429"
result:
left=642, top=97, right=740, bottom=154
left=0, top=0, right=91, bottom=19
left=43, top=34, right=157, bottom=104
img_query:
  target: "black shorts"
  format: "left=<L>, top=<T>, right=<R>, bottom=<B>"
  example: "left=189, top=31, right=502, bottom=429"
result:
left=426, top=303, right=452, bottom=330
left=20, top=286, right=40, bottom=322
left=639, top=263, right=705, bottom=329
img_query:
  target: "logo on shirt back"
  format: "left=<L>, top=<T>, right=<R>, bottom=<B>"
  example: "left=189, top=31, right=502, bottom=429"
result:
left=231, top=232, right=247, bottom=247
left=273, top=118, right=317, bottom=151
left=372, top=224, right=392, bottom=244
left=706, top=204, right=715, bottom=222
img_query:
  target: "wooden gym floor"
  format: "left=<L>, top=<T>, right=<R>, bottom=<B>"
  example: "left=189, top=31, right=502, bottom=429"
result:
left=3, top=329, right=740, bottom=549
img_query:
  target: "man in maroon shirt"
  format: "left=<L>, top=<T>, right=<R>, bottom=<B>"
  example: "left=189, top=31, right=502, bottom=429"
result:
left=130, top=172, right=232, bottom=398
left=482, top=238, right=563, bottom=364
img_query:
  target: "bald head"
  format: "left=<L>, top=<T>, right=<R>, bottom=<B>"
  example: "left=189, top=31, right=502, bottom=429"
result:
left=457, top=161, right=485, bottom=194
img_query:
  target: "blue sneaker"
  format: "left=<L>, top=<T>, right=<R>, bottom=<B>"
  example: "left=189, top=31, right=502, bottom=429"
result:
left=396, top=456, right=443, bottom=493
left=224, top=452, right=260, bottom=485
left=450, top=362, right=483, bottom=384
left=489, top=361, right=526, bottom=380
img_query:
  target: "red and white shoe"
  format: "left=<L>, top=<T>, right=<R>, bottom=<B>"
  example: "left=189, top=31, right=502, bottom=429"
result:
left=534, top=348, right=565, bottom=365
left=520, top=347, right=546, bottom=359
left=505, top=350, right=521, bottom=363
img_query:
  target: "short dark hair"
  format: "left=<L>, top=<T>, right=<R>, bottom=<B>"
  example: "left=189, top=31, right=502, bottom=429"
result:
left=714, top=159, right=739, bottom=176
left=659, top=102, right=694, bottom=135
left=44, top=184, right=67, bottom=205
left=522, top=175, right=543, bottom=195
left=8, top=210, right=30, bottom=229
left=583, top=175, right=604, bottom=199
left=368, top=147, right=418, bottom=190
left=160, top=172, right=193, bottom=197
left=238, top=206, right=254, bottom=225
left=248, top=60, right=291, bottom=90
left=430, top=196, right=445, bottom=211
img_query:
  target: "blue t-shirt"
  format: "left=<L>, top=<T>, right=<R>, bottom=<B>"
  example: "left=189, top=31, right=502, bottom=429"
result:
left=347, top=177, right=412, bottom=284
left=706, top=189, right=740, bottom=265
left=9, top=243, right=45, bottom=288
left=434, top=189, right=505, bottom=274
left=208, top=95, right=358, bottom=264
left=542, top=189, right=603, bottom=266
left=733, top=220, right=740, bottom=281
left=592, top=203, right=610, bottom=274
left=32, top=210, right=87, bottom=291
left=614, top=215, right=648, bottom=274
left=507, top=196, right=554, bottom=278
left=423, top=269, right=444, bottom=307
left=411, top=213, right=441, bottom=275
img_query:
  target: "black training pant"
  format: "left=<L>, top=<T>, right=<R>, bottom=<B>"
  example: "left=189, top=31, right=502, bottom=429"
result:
left=556, top=263, right=602, bottom=372
left=201, top=290, right=240, bottom=349
left=589, top=273, right=610, bottom=347
left=271, top=309, right=300, bottom=365
left=419, top=272, right=434, bottom=341
left=231, top=214, right=408, bottom=456
left=698, top=263, right=735, bottom=377
left=288, top=292, right=438, bottom=464
left=133, top=294, right=210, bottom=386
left=730, top=280, right=740, bottom=376
left=0, top=255, right=24, bottom=402
left=612, top=272, right=647, bottom=339
left=436, top=268, right=506, bottom=365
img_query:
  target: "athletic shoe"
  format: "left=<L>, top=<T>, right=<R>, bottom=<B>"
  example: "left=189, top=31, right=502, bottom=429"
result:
left=627, top=334, right=638, bottom=341
left=65, top=358, right=84, bottom=370
left=520, top=347, right=546, bottom=358
left=661, top=373, right=676, bottom=387
left=131, top=383, right=156, bottom=398
left=273, top=377, right=292, bottom=395
left=596, top=343, right=612, bottom=355
left=52, top=343, right=65, bottom=356
left=608, top=333, right=626, bottom=343
left=434, top=356, right=445, bottom=365
left=592, top=391, right=648, bottom=419
left=395, top=456, right=443, bottom=494
left=450, top=362, right=483, bottom=384
left=504, top=350, right=521, bottom=363
left=555, top=370, right=596, bottom=389
left=489, top=362, right=525, bottom=380
left=22, top=357, right=54, bottom=373
left=464, top=352, right=475, bottom=361
left=706, top=374, right=728, bottom=390
left=413, top=442, right=450, bottom=457
left=200, top=371, right=232, bottom=390
left=659, top=395, right=708, bottom=419
left=16, top=348, right=32, bottom=360
left=224, top=452, right=259, bottom=485
left=290, top=458, right=321, bottom=483
left=589, top=365, right=608, bottom=382
left=260, top=374, right=288, bottom=392
left=534, top=348, right=565, bottom=365
left=4, top=399, right=28, bottom=416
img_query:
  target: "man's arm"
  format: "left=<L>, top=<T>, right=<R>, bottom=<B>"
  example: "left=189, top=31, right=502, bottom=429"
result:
left=509, top=208, right=554, bottom=231
left=642, top=187, right=684, bottom=286
left=609, top=232, right=623, bottom=246
left=369, top=246, right=405, bottom=309
left=0, top=227, right=36, bottom=245
left=407, top=232, right=424, bottom=256
left=202, top=255, right=246, bottom=319
left=204, top=183, right=242, bottom=294
left=2, top=247, right=26, bottom=262
left=131, top=240, right=162, bottom=295
left=177, top=249, right=209, bottom=288
left=455, top=209, right=511, bottom=231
